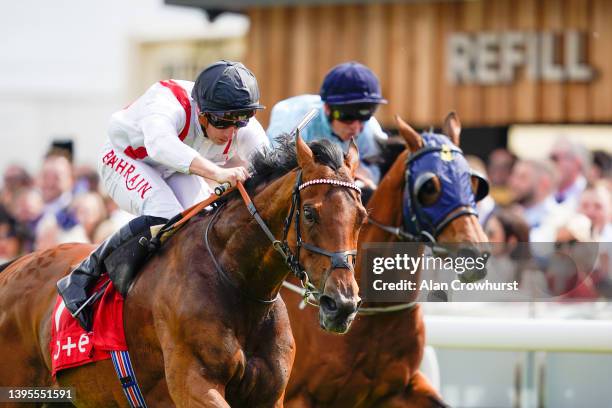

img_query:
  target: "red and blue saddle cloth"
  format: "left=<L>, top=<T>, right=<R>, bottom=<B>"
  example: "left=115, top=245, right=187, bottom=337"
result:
left=50, top=275, right=147, bottom=408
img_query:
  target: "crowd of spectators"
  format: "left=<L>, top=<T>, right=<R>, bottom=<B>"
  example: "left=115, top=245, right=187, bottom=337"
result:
left=480, top=139, right=612, bottom=300
left=0, top=135, right=610, bottom=300
left=0, top=143, right=133, bottom=263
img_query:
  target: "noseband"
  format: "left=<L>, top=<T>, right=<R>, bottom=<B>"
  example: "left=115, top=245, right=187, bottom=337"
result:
left=205, top=170, right=361, bottom=304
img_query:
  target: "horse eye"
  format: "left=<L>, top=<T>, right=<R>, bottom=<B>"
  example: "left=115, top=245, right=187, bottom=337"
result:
left=303, top=206, right=316, bottom=224
left=416, top=175, right=441, bottom=207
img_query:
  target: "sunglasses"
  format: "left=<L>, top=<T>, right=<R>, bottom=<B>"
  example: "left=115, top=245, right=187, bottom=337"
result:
left=205, top=110, right=255, bottom=129
left=330, top=104, right=377, bottom=123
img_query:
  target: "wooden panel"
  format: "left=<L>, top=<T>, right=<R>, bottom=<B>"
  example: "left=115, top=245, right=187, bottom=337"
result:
left=590, top=0, right=612, bottom=121
left=289, top=5, right=312, bottom=96
left=456, top=0, right=485, bottom=126
left=511, top=0, right=538, bottom=123
left=564, top=0, right=591, bottom=122
left=411, top=3, right=436, bottom=125
left=315, top=5, right=342, bottom=88
left=244, top=0, right=612, bottom=128
left=482, top=0, right=512, bottom=125
left=540, top=0, right=565, bottom=122
left=338, top=5, right=365, bottom=63
left=245, top=7, right=265, bottom=81
left=434, top=1, right=460, bottom=124
left=386, top=2, right=411, bottom=121
left=364, top=3, right=389, bottom=119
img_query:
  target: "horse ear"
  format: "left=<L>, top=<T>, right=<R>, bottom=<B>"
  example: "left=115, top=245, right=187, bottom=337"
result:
left=344, top=138, right=360, bottom=175
left=395, top=114, right=423, bottom=152
left=296, top=129, right=314, bottom=167
left=443, top=111, right=461, bottom=146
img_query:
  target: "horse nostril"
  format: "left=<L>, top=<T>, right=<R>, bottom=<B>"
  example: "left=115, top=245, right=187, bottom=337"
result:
left=319, top=295, right=338, bottom=313
left=356, top=299, right=362, bottom=310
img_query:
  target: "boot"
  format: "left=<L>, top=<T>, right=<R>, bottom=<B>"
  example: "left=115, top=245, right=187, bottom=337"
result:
left=57, top=215, right=167, bottom=330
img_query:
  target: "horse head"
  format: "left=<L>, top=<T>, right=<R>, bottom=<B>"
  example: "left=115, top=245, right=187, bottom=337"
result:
left=394, top=112, right=489, bottom=280
left=288, top=134, right=367, bottom=333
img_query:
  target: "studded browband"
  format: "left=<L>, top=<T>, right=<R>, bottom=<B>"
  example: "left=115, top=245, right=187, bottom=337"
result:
left=298, top=178, right=362, bottom=194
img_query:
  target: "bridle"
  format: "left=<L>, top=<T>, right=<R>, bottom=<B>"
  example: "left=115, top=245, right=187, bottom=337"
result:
left=205, top=170, right=362, bottom=304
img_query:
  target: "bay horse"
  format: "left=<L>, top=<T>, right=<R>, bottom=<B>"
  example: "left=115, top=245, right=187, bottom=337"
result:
left=0, top=133, right=367, bottom=407
left=283, top=113, right=489, bottom=407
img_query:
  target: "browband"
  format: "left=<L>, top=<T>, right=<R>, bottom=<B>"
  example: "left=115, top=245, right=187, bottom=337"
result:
left=299, top=178, right=362, bottom=194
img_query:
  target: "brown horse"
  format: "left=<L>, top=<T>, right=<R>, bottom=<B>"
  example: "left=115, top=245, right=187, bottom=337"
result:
left=0, top=134, right=367, bottom=407
left=283, top=113, right=489, bottom=407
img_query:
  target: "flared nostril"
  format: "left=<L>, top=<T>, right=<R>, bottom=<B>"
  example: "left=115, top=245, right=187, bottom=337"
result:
left=319, top=295, right=338, bottom=312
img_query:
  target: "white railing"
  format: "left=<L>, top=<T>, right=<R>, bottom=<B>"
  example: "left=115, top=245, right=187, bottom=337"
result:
left=424, top=315, right=612, bottom=353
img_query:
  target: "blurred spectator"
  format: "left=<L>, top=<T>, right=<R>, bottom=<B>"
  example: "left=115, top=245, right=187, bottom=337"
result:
left=71, top=192, right=108, bottom=243
left=588, top=150, right=612, bottom=184
left=93, top=195, right=135, bottom=243
left=508, top=159, right=560, bottom=241
left=1, top=164, right=33, bottom=208
left=0, top=206, right=24, bottom=262
left=35, top=214, right=88, bottom=250
left=39, top=155, right=74, bottom=218
left=484, top=209, right=533, bottom=284
left=546, top=215, right=600, bottom=299
left=73, top=165, right=100, bottom=195
left=549, top=138, right=589, bottom=208
left=486, top=148, right=516, bottom=206
left=47, top=139, right=74, bottom=163
left=578, top=183, right=612, bottom=242
left=9, top=187, right=44, bottom=252
left=35, top=155, right=87, bottom=249
left=466, top=155, right=495, bottom=225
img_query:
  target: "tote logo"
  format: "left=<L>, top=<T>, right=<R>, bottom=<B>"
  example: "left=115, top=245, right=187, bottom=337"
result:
left=447, top=30, right=595, bottom=85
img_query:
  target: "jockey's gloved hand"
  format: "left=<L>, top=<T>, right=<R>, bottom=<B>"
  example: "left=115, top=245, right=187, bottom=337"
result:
left=216, top=166, right=250, bottom=187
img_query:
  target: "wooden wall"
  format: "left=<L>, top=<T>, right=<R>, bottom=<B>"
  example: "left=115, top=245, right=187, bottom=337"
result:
left=245, top=0, right=612, bottom=129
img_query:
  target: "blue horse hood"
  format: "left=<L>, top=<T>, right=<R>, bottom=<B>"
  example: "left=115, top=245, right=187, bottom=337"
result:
left=402, top=133, right=477, bottom=235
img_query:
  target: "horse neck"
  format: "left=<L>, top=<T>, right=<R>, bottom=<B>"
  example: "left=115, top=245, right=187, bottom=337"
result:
left=212, top=173, right=297, bottom=303
left=358, top=150, right=408, bottom=251
left=357, top=151, right=423, bottom=305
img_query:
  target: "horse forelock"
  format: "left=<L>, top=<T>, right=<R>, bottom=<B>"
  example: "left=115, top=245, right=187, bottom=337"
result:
left=246, top=133, right=346, bottom=190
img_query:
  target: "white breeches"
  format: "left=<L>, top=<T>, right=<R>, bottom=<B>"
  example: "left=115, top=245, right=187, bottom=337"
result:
left=97, top=141, right=212, bottom=219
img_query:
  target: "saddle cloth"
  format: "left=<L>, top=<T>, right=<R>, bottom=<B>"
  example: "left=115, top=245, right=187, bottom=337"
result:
left=50, top=275, right=127, bottom=376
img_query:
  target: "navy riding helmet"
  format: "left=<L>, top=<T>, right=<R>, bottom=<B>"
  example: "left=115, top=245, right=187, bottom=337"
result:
left=192, top=60, right=265, bottom=113
left=402, top=132, right=489, bottom=240
left=320, top=62, right=388, bottom=105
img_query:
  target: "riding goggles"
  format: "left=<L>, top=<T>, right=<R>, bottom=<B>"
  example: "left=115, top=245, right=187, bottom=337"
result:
left=205, top=110, right=255, bottom=129
left=330, top=103, right=378, bottom=123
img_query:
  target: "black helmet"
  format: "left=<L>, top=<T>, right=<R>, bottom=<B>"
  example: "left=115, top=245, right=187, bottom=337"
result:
left=192, top=60, right=265, bottom=113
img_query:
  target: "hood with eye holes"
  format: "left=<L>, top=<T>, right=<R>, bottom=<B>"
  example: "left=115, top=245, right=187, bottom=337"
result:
left=402, top=132, right=477, bottom=235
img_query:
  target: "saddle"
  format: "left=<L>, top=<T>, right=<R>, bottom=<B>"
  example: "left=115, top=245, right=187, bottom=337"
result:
left=105, top=192, right=230, bottom=297
left=103, top=223, right=168, bottom=297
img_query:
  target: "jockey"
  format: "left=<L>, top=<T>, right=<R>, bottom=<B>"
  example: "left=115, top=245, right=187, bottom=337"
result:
left=267, top=61, right=388, bottom=189
left=57, top=60, right=269, bottom=330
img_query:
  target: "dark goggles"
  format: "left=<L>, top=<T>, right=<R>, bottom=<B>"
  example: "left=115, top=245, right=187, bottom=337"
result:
left=205, top=110, right=255, bottom=129
left=330, top=103, right=378, bottom=123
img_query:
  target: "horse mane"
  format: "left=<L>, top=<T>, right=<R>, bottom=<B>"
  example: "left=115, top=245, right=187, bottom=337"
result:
left=245, top=133, right=345, bottom=190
